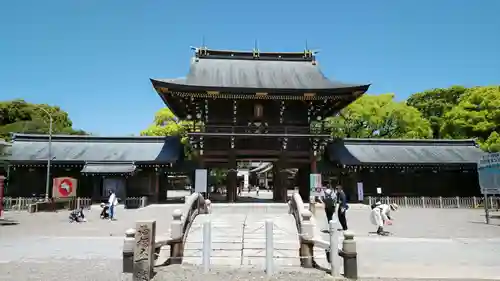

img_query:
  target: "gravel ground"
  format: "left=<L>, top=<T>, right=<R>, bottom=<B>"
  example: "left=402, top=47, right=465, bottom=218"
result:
left=1, top=260, right=499, bottom=281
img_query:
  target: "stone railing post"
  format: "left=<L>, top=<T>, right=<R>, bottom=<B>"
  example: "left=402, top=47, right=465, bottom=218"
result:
left=421, top=196, right=425, bottom=208
left=338, top=231, right=358, bottom=279
left=456, top=196, right=460, bottom=208
left=204, top=199, right=212, bottom=214
left=141, top=196, right=148, bottom=208
left=299, top=210, right=314, bottom=268
left=368, top=196, right=372, bottom=206
left=123, top=228, right=136, bottom=273
left=404, top=196, right=408, bottom=208
left=169, top=209, right=183, bottom=264
left=439, top=196, right=443, bottom=208
left=309, top=200, right=316, bottom=215
left=133, top=220, right=156, bottom=281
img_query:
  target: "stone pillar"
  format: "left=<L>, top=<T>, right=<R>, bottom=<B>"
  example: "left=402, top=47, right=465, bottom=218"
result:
left=299, top=210, right=314, bottom=268
left=133, top=220, right=156, bottom=281
left=169, top=209, right=183, bottom=264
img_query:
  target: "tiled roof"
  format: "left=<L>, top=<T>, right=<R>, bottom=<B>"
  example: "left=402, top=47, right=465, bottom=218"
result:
left=151, top=48, right=369, bottom=92
left=327, top=139, right=484, bottom=166
left=8, top=134, right=182, bottom=163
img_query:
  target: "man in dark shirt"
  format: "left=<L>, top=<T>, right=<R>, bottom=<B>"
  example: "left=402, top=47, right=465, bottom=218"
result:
left=336, top=185, right=348, bottom=231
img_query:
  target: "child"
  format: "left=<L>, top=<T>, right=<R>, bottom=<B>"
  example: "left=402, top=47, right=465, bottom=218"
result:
left=100, top=203, right=110, bottom=219
left=69, top=206, right=86, bottom=223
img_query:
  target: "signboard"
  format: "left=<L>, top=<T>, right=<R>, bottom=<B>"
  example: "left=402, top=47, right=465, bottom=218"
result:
left=309, top=173, right=322, bottom=196
left=52, top=177, right=77, bottom=198
left=195, top=169, right=208, bottom=193
left=478, top=153, right=500, bottom=195
left=357, top=182, right=364, bottom=201
left=376, top=187, right=382, bottom=195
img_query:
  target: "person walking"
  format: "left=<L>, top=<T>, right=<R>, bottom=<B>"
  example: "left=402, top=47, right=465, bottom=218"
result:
left=108, top=190, right=118, bottom=221
left=320, top=184, right=337, bottom=224
left=336, top=185, right=349, bottom=231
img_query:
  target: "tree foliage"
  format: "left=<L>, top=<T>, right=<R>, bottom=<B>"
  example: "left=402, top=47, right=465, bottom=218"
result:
left=0, top=139, right=10, bottom=171
left=407, top=86, right=466, bottom=138
left=440, top=86, right=500, bottom=152
left=0, top=99, right=88, bottom=140
left=325, top=93, right=432, bottom=139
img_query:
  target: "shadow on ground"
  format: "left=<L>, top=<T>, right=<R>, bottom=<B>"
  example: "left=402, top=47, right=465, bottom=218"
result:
left=0, top=219, right=19, bottom=226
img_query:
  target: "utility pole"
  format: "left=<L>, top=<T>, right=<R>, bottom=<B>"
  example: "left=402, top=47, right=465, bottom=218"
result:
left=39, top=108, right=53, bottom=202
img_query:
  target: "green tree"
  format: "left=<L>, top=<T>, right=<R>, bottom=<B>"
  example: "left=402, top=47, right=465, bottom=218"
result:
left=406, top=86, right=467, bottom=138
left=441, top=86, right=500, bottom=151
left=140, top=107, right=185, bottom=137
left=482, top=132, right=500, bottom=152
left=0, top=99, right=88, bottom=140
left=325, top=93, right=432, bottom=139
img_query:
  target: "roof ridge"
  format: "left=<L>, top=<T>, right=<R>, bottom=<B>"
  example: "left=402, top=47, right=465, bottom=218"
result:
left=340, top=138, right=478, bottom=146
left=196, top=48, right=315, bottom=62
left=12, top=133, right=179, bottom=143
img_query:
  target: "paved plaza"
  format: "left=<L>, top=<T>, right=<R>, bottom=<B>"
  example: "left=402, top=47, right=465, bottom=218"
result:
left=1, top=197, right=500, bottom=280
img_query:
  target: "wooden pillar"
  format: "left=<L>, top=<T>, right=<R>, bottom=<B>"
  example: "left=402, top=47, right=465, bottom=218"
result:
left=227, top=151, right=237, bottom=202
left=272, top=163, right=278, bottom=201
left=279, top=155, right=289, bottom=203
left=298, top=166, right=311, bottom=202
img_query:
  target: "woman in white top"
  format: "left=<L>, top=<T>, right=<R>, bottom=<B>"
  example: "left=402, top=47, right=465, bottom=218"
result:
left=108, top=191, right=118, bottom=220
left=370, top=202, right=398, bottom=235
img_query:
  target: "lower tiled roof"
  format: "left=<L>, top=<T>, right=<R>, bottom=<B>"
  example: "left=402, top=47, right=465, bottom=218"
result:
left=8, top=134, right=182, bottom=163
left=327, top=139, right=484, bottom=166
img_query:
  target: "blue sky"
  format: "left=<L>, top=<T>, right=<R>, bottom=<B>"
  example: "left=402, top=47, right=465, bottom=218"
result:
left=1, top=0, right=499, bottom=136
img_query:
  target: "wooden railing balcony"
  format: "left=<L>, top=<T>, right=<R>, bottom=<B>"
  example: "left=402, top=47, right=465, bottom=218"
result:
left=187, top=125, right=329, bottom=136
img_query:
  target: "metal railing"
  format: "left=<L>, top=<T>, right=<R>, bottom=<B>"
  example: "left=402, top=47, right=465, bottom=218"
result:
left=367, top=196, right=500, bottom=209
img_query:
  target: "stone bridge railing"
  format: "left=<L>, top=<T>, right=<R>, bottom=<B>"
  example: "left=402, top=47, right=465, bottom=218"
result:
left=289, top=192, right=358, bottom=278
left=166, top=193, right=211, bottom=264
left=288, top=192, right=316, bottom=268
left=122, top=192, right=211, bottom=279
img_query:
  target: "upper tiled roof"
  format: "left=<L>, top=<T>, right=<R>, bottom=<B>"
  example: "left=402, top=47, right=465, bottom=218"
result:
left=151, top=48, right=370, bottom=93
left=8, top=134, right=182, bottom=163
left=327, top=138, right=484, bottom=166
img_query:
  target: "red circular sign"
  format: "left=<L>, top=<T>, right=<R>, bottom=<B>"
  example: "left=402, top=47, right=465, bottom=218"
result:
left=58, top=178, right=73, bottom=197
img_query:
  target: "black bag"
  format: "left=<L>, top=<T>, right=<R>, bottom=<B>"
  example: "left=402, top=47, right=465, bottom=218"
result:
left=324, top=191, right=337, bottom=209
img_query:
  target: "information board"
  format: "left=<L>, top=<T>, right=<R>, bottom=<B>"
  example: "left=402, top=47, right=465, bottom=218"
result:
left=195, top=169, right=208, bottom=193
left=478, top=153, right=500, bottom=195
left=309, top=173, right=322, bottom=196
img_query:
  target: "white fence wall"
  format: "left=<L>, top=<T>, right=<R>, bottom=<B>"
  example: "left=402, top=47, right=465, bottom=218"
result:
left=368, top=196, right=500, bottom=209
